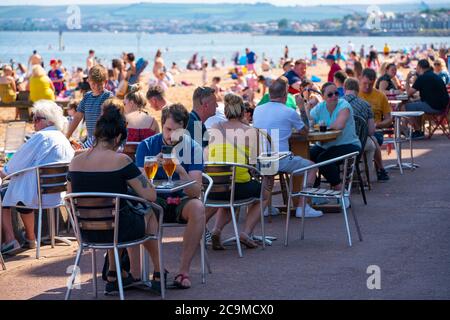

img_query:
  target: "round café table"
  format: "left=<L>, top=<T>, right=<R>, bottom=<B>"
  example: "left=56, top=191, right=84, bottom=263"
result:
left=385, top=111, right=424, bottom=174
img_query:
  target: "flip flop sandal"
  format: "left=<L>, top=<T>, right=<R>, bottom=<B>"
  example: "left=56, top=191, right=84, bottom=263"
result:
left=171, top=273, right=191, bottom=289
left=239, top=235, right=258, bottom=249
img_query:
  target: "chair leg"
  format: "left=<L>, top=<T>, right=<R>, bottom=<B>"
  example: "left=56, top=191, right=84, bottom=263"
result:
left=92, top=249, right=97, bottom=298
left=205, top=249, right=212, bottom=274
left=230, top=206, right=243, bottom=257
left=349, top=205, right=363, bottom=242
left=49, top=208, right=55, bottom=248
left=341, top=197, right=352, bottom=247
left=284, top=194, right=292, bottom=247
left=65, top=247, right=82, bottom=300
left=0, top=252, right=6, bottom=270
left=113, top=247, right=124, bottom=300
left=158, top=227, right=165, bottom=299
left=260, top=195, right=266, bottom=250
left=363, top=153, right=371, bottom=191
left=36, top=207, right=43, bottom=259
left=300, top=197, right=307, bottom=241
left=200, top=231, right=206, bottom=284
left=356, top=164, right=367, bottom=205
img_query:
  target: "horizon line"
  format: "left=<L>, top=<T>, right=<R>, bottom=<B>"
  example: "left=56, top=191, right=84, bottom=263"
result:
left=0, top=0, right=442, bottom=8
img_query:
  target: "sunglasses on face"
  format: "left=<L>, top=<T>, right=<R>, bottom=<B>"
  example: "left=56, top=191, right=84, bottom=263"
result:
left=31, top=113, right=46, bottom=122
left=326, top=91, right=340, bottom=98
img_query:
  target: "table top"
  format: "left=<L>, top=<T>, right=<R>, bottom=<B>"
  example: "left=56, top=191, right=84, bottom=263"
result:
left=291, top=130, right=342, bottom=143
left=257, top=151, right=290, bottom=162
left=387, top=94, right=409, bottom=101
left=391, top=111, right=425, bottom=117
left=152, top=179, right=196, bottom=193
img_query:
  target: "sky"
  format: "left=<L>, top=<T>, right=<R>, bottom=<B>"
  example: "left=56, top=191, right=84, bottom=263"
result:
left=2, top=0, right=446, bottom=7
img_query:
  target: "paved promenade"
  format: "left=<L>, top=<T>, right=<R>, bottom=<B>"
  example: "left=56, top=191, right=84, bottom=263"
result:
left=1, top=134, right=449, bottom=300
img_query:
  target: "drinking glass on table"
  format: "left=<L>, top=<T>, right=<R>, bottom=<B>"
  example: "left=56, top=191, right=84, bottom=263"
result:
left=144, top=156, right=158, bottom=185
left=162, top=153, right=177, bottom=187
left=319, top=120, right=327, bottom=132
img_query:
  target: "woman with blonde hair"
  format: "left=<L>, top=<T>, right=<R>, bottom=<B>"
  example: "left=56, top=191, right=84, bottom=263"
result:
left=205, top=93, right=268, bottom=250
left=434, top=58, right=450, bottom=85
left=124, top=87, right=159, bottom=142
left=28, top=65, right=55, bottom=102
left=0, top=65, right=17, bottom=104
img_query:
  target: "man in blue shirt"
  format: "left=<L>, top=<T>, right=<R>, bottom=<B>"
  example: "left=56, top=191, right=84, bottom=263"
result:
left=186, top=86, right=217, bottom=149
left=283, top=59, right=308, bottom=95
left=136, top=103, right=205, bottom=289
left=245, top=48, right=257, bottom=74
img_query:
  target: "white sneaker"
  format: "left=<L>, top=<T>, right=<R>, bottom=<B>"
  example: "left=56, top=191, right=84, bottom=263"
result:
left=295, top=204, right=323, bottom=218
left=263, top=206, right=280, bottom=217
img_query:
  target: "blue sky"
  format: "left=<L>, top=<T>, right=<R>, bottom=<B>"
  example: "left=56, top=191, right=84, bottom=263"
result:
left=2, top=0, right=446, bottom=6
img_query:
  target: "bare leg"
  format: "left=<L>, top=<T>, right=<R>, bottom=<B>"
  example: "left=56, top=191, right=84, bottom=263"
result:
left=20, top=213, right=35, bottom=241
left=142, top=213, right=160, bottom=273
left=107, top=248, right=126, bottom=281
left=128, top=213, right=160, bottom=279
left=178, top=199, right=205, bottom=285
left=242, top=202, right=263, bottom=235
left=205, top=207, right=218, bottom=224
left=1, top=208, right=16, bottom=243
left=212, top=208, right=231, bottom=234
left=127, top=246, right=141, bottom=279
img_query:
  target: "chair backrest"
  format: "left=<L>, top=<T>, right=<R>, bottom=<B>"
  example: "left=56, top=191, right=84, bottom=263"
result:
left=38, top=163, right=69, bottom=195
left=65, top=193, right=153, bottom=245
left=201, top=173, right=214, bottom=204
left=340, top=152, right=359, bottom=196
left=4, top=121, right=26, bottom=153
left=255, top=128, right=272, bottom=156
left=353, top=115, right=368, bottom=156
left=203, top=164, right=234, bottom=196
left=122, top=142, right=139, bottom=161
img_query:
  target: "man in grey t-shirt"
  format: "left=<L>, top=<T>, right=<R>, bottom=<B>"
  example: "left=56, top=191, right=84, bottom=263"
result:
left=253, top=78, right=323, bottom=218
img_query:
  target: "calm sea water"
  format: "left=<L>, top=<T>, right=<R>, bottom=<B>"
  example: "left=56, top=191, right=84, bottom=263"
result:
left=1, top=31, right=449, bottom=70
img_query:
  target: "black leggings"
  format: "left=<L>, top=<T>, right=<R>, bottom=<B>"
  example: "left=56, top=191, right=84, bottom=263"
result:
left=310, top=144, right=361, bottom=187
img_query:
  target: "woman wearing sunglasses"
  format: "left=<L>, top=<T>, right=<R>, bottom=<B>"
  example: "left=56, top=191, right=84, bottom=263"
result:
left=305, top=82, right=361, bottom=200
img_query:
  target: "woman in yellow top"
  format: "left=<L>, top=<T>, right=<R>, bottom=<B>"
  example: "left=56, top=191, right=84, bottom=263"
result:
left=28, top=65, right=55, bottom=102
left=206, top=93, right=267, bottom=250
left=0, top=65, right=17, bottom=103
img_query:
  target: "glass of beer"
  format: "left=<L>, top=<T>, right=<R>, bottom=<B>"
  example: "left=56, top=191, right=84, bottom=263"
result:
left=144, top=156, right=158, bottom=184
left=162, top=153, right=177, bottom=187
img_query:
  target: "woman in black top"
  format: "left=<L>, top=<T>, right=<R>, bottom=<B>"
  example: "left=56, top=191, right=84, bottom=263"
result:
left=376, top=63, right=402, bottom=94
left=67, top=98, right=161, bottom=295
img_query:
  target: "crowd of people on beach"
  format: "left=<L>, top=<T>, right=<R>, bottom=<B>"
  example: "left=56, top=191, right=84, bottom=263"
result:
left=0, top=41, right=449, bottom=295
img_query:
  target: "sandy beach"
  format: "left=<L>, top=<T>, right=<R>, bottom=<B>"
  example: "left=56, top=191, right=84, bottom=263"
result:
left=0, top=58, right=410, bottom=153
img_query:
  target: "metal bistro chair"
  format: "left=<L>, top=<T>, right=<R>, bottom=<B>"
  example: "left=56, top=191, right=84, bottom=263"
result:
left=284, top=151, right=362, bottom=247
left=204, top=162, right=265, bottom=258
left=353, top=115, right=369, bottom=205
left=256, top=128, right=289, bottom=216
left=157, top=173, right=213, bottom=285
left=0, top=121, right=27, bottom=161
left=64, top=192, right=165, bottom=300
left=0, top=162, right=70, bottom=259
left=424, top=103, right=450, bottom=139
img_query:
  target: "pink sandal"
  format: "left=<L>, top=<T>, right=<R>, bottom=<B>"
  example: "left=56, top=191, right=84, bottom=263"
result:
left=173, top=273, right=191, bottom=289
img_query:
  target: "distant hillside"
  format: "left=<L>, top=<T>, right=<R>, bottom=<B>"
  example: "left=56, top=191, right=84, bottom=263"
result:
left=0, top=2, right=449, bottom=23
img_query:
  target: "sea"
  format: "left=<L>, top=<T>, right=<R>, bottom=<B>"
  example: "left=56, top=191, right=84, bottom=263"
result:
left=0, top=31, right=449, bottom=70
